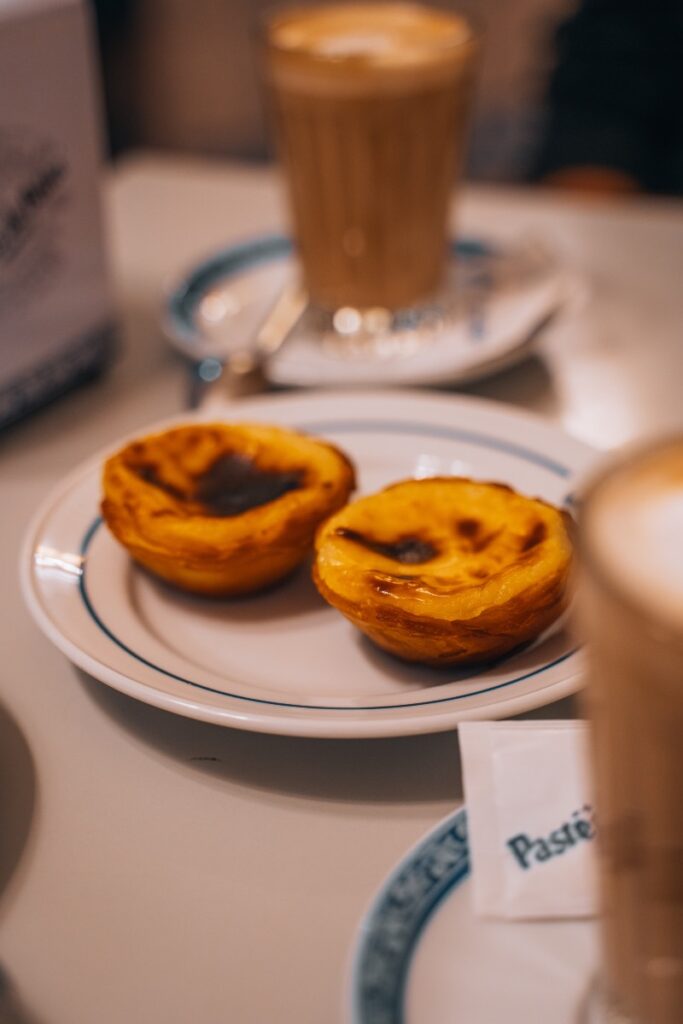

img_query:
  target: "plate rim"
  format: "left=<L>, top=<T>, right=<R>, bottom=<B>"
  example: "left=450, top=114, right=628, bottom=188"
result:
left=20, top=389, right=593, bottom=738
left=348, top=805, right=469, bottom=1024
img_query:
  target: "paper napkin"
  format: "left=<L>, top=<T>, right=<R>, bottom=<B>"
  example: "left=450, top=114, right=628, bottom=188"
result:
left=460, top=720, right=598, bottom=920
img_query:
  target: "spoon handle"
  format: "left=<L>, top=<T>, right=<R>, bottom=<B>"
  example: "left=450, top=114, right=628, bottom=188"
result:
left=188, top=281, right=308, bottom=410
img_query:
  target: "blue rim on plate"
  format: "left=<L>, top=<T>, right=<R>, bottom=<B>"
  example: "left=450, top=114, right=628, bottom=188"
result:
left=165, top=233, right=496, bottom=352
left=350, top=808, right=469, bottom=1024
left=78, top=418, right=577, bottom=713
left=163, top=231, right=569, bottom=390
left=78, top=519, right=576, bottom=711
left=167, top=234, right=294, bottom=348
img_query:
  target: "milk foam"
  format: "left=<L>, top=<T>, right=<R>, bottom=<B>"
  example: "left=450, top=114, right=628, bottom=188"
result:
left=267, top=3, right=473, bottom=88
left=587, top=442, right=683, bottom=630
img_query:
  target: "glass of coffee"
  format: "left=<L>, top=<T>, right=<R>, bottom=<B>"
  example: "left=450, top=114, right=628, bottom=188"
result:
left=579, top=438, right=683, bottom=1024
left=261, top=2, right=479, bottom=319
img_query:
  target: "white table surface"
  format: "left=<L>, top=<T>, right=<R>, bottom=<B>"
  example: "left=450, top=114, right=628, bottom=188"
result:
left=1, top=154, right=682, bottom=1024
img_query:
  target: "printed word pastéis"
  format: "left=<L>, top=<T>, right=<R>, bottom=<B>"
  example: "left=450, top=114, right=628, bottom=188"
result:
left=506, top=805, right=595, bottom=870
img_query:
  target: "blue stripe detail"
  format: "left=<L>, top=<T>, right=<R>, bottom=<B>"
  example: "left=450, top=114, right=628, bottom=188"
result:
left=79, top=542, right=578, bottom=710
left=80, top=515, right=103, bottom=556
left=298, top=419, right=571, bottom=479
left=168, top=235, right=293, bottom=341
left=352, top=809, right=470, bottom=1024
left=167, top=233, right=499, bottom=345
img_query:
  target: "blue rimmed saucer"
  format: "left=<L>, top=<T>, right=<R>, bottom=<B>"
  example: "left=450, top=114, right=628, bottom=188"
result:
left=164, top=233, right=573, bottom=388
left=349, top=806, right=598, bottom=1023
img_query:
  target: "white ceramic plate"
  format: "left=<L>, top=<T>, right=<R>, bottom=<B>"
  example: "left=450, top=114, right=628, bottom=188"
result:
left=164, top=234, right=574, bottom=388
left=21, top=390, right=595, bottom=738
left=349, top=806, right=598, bottom=1023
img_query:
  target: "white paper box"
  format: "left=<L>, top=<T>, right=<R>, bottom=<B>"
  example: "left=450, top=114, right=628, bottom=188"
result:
left=0, top=0, right=114, bottom=428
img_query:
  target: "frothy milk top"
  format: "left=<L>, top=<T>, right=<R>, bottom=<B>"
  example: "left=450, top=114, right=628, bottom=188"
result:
left=585, top=440, right=683, bottom=632
left=266, top=3, right=475, bottom=93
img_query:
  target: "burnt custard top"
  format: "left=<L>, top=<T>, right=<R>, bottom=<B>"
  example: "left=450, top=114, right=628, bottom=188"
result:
left=314, top=476, right=573, bottom=620
left=101, top=422, right=356, bottom=562
left=334, top=528, right=438, bottom=565
left=136, top=451, right=304, bottom=517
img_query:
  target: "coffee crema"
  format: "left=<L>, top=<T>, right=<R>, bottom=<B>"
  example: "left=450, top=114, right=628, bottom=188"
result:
left=267, top=3, right=474, bottom=90
left=264, top=3, right=479, bottom=311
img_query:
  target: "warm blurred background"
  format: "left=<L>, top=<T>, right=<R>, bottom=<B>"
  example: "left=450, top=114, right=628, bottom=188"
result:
left=93, top=0, right=683, bottom=196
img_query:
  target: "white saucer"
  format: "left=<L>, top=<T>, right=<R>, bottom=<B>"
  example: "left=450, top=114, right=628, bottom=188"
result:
left=165, top=234, right=573, bottom=388
left=349, top=806, right=598, bottom=1023
left=21, top=390, right=595, bottom=738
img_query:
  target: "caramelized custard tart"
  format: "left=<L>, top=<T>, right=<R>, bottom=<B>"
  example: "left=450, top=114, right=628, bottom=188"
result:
left=102, top=423, right=355, bottom=595
left=313, top=477, right=574, bottom=665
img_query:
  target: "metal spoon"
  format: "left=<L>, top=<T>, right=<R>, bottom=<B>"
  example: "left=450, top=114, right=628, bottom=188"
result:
left=188, top=281, right=308, bottom=408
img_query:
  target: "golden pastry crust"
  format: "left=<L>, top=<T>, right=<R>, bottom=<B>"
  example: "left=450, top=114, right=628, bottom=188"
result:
left=101, top=422, right=355, bottom=596
left=313, top=477, right=574, bottom=665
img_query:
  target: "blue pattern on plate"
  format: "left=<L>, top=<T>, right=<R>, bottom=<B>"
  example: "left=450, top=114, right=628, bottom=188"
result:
left=351, top=808, right=469, bottom=1024
left=168, top=235, right=294, bottom=343
left=166, top=234, right=498, bottom=347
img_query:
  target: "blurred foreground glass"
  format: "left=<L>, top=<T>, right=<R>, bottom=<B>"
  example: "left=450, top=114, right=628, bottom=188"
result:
left=580, top=438, right=683, bottom=1024
left=261, top=2, right=480, bottom=313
